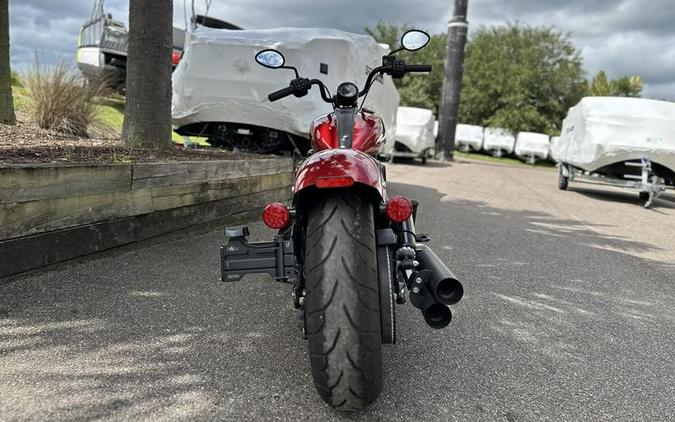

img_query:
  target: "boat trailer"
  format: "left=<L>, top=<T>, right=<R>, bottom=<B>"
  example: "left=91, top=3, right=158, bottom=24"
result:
left=558, top=158, right=668, bottom=208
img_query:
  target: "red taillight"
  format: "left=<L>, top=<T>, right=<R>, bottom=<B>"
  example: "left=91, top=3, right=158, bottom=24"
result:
left=315, top=176, right=354, bottom=189
left=262, top=202, right=290, bottom=229
left=172, top=51, right=181, bottom=66
left=386, top=196, right=413, bottom=222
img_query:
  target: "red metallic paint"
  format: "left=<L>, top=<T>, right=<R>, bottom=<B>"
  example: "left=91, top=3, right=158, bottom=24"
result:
left=310, top=110, right=386, bottom=155
left=294, top=149, right=386, bottom=199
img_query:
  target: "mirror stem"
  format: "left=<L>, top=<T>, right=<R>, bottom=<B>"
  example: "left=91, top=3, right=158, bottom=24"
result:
left=282, top=66, right=300, bottom=79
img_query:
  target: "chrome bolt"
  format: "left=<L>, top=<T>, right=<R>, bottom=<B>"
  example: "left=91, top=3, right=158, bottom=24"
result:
left=412, top=286, right=421, bottom=294
left=415, top=277, right=423, bottom=284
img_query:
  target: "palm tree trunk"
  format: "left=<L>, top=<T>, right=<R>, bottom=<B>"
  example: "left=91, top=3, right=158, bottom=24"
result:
left=0, top=0, right=16, bottom=125
left=122, top=0, right=173, bottom=148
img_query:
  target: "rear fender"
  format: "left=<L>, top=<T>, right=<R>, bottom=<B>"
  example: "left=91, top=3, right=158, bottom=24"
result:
left=294, top=149, right=385, bottom=200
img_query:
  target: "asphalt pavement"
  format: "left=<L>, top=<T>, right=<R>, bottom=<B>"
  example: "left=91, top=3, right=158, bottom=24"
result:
left=1, top=158, right=674, bottom=421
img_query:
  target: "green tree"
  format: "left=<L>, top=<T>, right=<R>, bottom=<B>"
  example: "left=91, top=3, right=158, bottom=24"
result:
left=365, top=22, right=446, bottom=113
left=0, top=0, right=15, bottom=125
left=122, top=0, right=173, bottom=148
left=590, top=70, right=611, bottom=96
left=613, top=76, right=643, bottom=97
left=590, top=71, right=643, bottom=97
left=459, top=24, right=587, bottom=136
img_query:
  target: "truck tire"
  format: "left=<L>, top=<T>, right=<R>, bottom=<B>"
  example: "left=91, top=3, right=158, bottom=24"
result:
left=559, top=166, right=569, bottom=190
left=304, top=191, right=383, bottom=411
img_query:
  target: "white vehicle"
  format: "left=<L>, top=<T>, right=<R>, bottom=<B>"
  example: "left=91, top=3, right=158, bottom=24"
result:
left=172, top=26, right=400, bottom=155
left=76, top=0, right=232, bottom=92
left=483, top=127, right=515, bottom=157
left=515, top=132, right=550, bottom=163
left=553, top=97, right=675, bottom=207
left=455, top=124, right=484, bottom=152
left=386, top=107, right=436, bottom=163
left=549, top=136, right=561, bottom=162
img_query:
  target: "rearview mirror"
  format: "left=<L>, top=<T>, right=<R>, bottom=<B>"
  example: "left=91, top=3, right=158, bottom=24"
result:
left=255, top=49, right=285, bottom=69
left=401, top=30, right=430, bottom=51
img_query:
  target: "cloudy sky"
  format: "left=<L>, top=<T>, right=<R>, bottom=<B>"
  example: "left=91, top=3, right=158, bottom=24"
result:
left=8, top=0, right=675, bottom=99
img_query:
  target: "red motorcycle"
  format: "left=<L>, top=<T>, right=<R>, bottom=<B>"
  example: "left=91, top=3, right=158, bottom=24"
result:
left=220, top=30, right=463, bottom=411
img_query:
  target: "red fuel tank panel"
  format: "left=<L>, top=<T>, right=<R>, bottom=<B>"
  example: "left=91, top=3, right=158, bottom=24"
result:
left=310, top=110, right=385, bottom=156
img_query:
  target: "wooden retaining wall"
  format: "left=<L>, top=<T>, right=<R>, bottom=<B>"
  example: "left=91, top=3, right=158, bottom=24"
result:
left=0, top=158, right=293, bottom=278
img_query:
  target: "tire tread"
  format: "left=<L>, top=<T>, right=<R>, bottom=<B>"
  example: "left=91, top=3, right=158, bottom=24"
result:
left=304, top=191, right=383, bottom=410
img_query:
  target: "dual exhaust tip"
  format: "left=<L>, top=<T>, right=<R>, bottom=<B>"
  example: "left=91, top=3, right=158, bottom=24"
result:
left=409, top=245, right=464, bottom=329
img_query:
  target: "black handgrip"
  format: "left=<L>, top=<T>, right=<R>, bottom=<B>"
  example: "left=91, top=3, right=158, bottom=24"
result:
left=268, top=85, right=296, bottom=102
left=405, top=64, right=432, bottom=73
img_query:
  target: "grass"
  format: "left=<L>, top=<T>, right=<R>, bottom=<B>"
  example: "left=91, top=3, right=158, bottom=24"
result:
left=23, top=62, right=107, bottom=137
left=96, top=95, right=126, bottom=130
left=454, top=150, right=556, bottom=170
left=11, top=85, right=30, bottom=111
left=12, top=82, right=207, bottom=145
left=95, top=94, right=208, bottom=145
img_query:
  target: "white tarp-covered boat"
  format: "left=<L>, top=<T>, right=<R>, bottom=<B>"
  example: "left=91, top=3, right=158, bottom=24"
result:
left=515, top=132, right=550, bottom=161
left=483, top=128, right=515, bottom=155
left=552, top=97, right=675, bottom=175
left=172, top=26, right=400, bottom=153
left=392, top=107, right=436, bottom=157
left=455, top=124, right=483, bottom=151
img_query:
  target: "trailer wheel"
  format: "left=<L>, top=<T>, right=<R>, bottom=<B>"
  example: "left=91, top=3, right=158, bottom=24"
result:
left=558, top=169, right=569, bottom=190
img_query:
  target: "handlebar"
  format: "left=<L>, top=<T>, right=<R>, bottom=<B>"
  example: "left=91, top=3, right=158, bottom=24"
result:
left=268, top=78, right=333, bottom=103
left=268, top=85, right=297, bottom=102
left=405, top=64, right=432, bottom=73
left=267, top=61, right=432, bottom=103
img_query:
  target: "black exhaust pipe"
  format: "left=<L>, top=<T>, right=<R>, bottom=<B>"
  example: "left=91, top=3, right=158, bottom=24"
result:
left=415, top=245, right=464, bottom=306
left=408, top=269, right=452, bottom=329
left=422, top=300, right=452, bottom=329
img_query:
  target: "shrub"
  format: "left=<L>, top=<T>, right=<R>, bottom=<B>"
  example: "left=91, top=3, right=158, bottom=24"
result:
left=24, top=61, right=108, bottom=137
left=10, top=70, right=22, bottom=87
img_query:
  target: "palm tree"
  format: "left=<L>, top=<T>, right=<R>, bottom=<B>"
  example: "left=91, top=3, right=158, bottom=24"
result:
left=122, top=0, right=173, bottom=148
left=0, top=0, right=16, bottom=125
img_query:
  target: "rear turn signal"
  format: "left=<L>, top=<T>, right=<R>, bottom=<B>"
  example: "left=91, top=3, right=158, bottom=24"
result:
left=315, top=176, right=354, bottom=189
left=386, top=196, right=413, bottom=222
left=262, top=202, right=290, bottom=229
left=172, top=51, right=181, bottom=66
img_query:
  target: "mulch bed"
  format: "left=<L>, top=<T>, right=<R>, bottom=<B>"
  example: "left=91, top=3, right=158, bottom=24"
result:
left=0, top=116, right=259, bottom=166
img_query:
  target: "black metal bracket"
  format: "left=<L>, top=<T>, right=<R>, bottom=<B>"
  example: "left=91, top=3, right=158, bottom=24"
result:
left=220, top=225, right=296, bottom=283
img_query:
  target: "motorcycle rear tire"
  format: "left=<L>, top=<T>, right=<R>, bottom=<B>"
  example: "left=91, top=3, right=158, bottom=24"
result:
left=304, top=190, right=383, bottom=411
